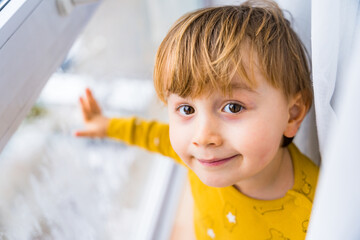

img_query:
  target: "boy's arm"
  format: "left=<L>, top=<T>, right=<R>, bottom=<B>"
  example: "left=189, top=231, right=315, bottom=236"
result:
left=75, top=88, right=183, bottom=165
left=107, top=117, right=182, bottom=164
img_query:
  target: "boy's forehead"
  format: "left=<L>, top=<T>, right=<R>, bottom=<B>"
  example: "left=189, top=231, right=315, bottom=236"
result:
left=230, top=78, right=256, bottom=92
left=229, top=73, right=259, bottom=93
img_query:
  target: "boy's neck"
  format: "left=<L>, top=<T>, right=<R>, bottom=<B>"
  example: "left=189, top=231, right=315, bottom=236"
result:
left=234, top=147, right=294, bottom=200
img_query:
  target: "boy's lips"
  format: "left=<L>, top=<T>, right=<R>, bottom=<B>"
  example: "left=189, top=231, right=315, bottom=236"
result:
left=197, top=154, right=239, bottom=167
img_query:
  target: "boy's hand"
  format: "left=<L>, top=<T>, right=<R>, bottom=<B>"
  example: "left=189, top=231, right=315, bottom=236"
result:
left=75, top=88, right=110, bottom=138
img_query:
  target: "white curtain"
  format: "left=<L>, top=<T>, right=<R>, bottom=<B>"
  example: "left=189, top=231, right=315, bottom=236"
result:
left=307, top=0, right=360, bottom=239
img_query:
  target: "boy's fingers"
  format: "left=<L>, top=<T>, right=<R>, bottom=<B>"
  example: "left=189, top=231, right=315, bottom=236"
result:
left=74, top=131, right=88, bottom=137
left=79, top=97, right=91, bottom=121
left=86, top=88, right=101, bottom=114
left=74, top=130, right=97, bottom=138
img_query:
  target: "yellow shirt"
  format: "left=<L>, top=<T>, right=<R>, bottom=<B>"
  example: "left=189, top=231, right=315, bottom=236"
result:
left=107, top=117, right=319, bottom=240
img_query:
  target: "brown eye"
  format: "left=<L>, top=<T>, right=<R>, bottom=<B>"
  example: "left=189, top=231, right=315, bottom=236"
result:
left=179, top=105, right=195, bottom=115
left=223, top=103, right=243, bottom=113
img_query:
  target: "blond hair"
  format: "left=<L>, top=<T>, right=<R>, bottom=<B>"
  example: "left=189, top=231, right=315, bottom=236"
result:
left=154, top=0, right=312, bottom=109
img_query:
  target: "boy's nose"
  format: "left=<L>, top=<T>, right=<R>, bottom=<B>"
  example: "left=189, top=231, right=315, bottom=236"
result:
left=192, top=118, right=223, bottom=147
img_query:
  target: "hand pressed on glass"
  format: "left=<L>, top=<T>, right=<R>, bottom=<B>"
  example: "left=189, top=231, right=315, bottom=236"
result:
left=75, top=88, right=109, bottom=138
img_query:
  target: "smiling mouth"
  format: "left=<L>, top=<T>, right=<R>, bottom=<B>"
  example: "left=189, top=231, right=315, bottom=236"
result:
left=197, top=155, right=239, bottom=167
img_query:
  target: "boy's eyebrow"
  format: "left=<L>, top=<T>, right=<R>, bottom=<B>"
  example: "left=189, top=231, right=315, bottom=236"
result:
left=231, top=82, right=258, bottom=93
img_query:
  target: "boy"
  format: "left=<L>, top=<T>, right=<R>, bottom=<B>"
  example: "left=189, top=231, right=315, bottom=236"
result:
left=76, top=1, right=319, bottom=239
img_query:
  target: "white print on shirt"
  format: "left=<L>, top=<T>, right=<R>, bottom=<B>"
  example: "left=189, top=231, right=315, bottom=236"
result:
left=207, top=228, right=215, bottom=239
left=223, top=202, right=237, bottom=232
left=226, top=212, right=236, bottom=223
left=153, top=137, right=160, bottom=146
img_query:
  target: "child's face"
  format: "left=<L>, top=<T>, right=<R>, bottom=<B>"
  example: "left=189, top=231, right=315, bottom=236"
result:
left=167, top=71, right=294, bottom=189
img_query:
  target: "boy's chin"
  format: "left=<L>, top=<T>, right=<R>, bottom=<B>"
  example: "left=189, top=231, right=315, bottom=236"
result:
left=198, top=175, right=233, bottom=188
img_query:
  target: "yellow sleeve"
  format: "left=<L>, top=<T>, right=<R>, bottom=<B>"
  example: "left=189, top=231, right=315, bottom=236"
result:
left=106, top=117, right=183, bottom=165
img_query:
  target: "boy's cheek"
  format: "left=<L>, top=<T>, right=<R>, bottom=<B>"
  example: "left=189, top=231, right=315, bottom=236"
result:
left=169, top=125, right=187, bottom=158
left=231, top=122, right=280, bottom=154
left=247, top=126, right=283, bottom=159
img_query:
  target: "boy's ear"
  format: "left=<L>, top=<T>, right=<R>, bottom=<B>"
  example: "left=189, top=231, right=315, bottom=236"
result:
left=284, top=93, right=308, bottom=138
